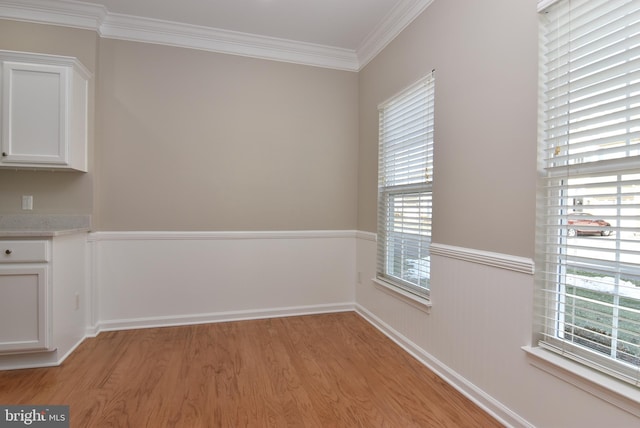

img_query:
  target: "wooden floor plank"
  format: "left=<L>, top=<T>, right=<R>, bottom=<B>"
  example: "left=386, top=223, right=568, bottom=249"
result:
left=0, top=312, right=503, bottom=427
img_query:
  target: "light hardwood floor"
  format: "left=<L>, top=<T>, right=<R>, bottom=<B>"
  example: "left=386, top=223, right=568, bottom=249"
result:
left=0, top=312, right=503, bottom=427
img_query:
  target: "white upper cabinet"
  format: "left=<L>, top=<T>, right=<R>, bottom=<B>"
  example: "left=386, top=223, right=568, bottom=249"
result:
left=0, top=51, right=91, bottom=172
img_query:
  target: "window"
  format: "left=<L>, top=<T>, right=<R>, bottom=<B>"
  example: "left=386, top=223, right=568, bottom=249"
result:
left=537, top=0, right=640, bottom=386
left=377, top=72, right=434, bottom=298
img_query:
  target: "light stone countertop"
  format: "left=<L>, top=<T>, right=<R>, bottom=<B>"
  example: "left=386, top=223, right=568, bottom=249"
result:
left=0, top=214, right=91, bottom=237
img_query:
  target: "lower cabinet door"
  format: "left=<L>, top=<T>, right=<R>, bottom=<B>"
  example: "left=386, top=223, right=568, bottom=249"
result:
left=0, top=266, right=49, bottom=353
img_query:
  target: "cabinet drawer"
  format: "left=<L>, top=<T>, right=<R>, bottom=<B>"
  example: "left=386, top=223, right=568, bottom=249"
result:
left=0, top=241, right=49, bottom=263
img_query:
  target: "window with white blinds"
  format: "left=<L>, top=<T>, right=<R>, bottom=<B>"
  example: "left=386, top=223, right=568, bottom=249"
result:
left=538, top=0, right=640, bottom=386
left=377, top=73, right=434, bottom=297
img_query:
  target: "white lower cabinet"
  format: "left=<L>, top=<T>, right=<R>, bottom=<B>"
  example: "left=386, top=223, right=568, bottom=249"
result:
left=0, top=240, right=50, bottom=353
left=0, top=265, right=49, bottom=352
left=0, top=235, right=86, bottom=358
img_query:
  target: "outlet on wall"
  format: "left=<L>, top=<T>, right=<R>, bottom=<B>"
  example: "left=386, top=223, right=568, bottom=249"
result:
left=21, top=195, right=33, bottom=210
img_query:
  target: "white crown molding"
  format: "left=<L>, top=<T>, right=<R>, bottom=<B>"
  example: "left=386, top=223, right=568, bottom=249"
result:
left=99, top=12, right=359, bottom=71
left=0, top=0, right=106, bottom=30
left=356, top=0, right=434, bottom=70
left=0, top=0, right=432, bottom=71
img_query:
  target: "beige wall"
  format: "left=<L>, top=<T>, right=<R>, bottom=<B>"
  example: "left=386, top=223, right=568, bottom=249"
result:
left=0, top=20, right=358, bottom=231
left=358, top=0, right=538, bottom=258
left=95, top=40, right=358, bottom=230
left=0, top=20, right=97, bottom=215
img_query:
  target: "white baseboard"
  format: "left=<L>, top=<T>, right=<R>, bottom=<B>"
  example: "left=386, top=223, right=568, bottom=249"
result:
left=0, top=337, right=85, bottom=371
left=96, top=302, right=355, bottom=332
left=0, top=358, right=61, bottom=371
left=355, top=303, right=534, bottom=428
left=84, top=325, right=100, bottom=338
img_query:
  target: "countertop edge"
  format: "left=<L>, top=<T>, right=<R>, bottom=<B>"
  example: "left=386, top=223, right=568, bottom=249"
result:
left=0, top=228, right=91, bottom=238
left=0, top=215, right=91, bottom=237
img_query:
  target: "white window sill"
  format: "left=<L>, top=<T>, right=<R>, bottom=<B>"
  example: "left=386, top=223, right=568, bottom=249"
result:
left=522, top=346, right=640, bottom=417
left=372, top=278, right=432, bottom=313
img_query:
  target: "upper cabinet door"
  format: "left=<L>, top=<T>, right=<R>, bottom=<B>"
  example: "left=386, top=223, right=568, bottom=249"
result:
left=0, top=51, right=90, bottom=172
left=1, top=62, right=69, bottom=167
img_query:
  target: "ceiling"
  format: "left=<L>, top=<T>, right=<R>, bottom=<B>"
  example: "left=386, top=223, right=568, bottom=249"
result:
left=0, top=0, right=433, bottom=70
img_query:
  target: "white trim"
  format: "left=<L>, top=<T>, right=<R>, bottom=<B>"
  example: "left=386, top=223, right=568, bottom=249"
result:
left=97, top=303, right=354, bottom=332
left=523, top=346, right=640, bottom=418
left=430, top=243, right=535, bottom=275
left=356, top=304, right=535, bottom=428
left=53, top=335, right=85, bottom=366
left=372, top=277, right=432, bottom=313
left=0, top=0, right=106, bottom=30
left=88, top=230, right=358, bottom=242
left=0, top=0, right=431, bottom=71
left=0, top=49, right=92, bottom=79
left=98, top=13, right=359, bottom=72
left=0, top=355, right=60, bottom=371
left=0, top=336, right=86, bottom=371
left=86, top=237, right=99, bottom=335
left=355, top=230, right=377, bottom=242
left=0, top=360, right=60, bottom=371
left=84, top=325, right=99, bottom=338
left=357, top=0, right=434, bottom=69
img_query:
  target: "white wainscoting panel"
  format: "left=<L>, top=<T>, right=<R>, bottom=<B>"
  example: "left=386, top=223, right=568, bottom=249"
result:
left=89, top=231, right=357, bottom=331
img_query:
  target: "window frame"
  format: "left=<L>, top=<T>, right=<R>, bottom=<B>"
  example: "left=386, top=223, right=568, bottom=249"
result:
left=536, top=0, right=640, bottom=388
left=376, top=72, right=435, bottom=300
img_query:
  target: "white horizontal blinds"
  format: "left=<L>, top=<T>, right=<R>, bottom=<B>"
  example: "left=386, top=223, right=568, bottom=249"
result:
left=379, top=80, right=435, bottom=187
left=377, top=73, right=434, bottom=296
left=539, top=0, right=640, bottom=385
left=543, top=0, right=640, bottom=168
